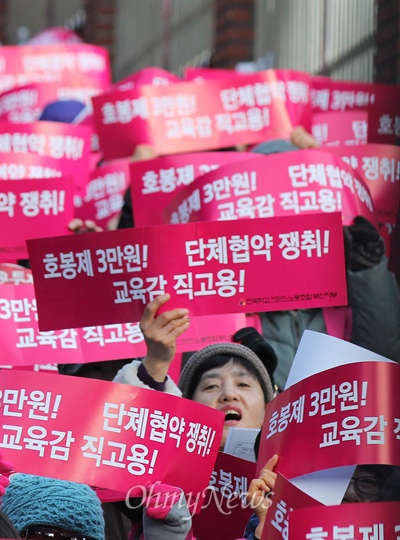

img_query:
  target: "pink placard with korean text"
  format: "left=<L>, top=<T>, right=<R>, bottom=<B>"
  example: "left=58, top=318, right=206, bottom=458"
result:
left=320, top=144, right=400, bottom=223
left=310, top=77, right=398, bottom=113
left=262, top=472, right=322, bottom=540
left=163, top=150, right=377, bottom=227
left=0, top=43, right=111, bottom=95
left=130, top=151, right=262, bottom=226
left=74, top=158, right=131, bottom=229
left=91, top=70, right=312, bottom=160
left=258, top=361, right=400, bottom=479
left=192, top=452, right=256, bottom=540
left=320, top=144, right=400, bottom=252
left=0, top=369, right=224, bottom=496
left=0, top=282, right=250, bottom=367
left=0, top=176, right=74, bottom=263
left=288, top=502, right=400, bottom=540
left=0, top=82, right=103, bottom=124
left=0, top=121, right=92, bottom=195
left=27, top=212, right=347, bottom=331
left=311, top=111, right=368, bottom=146
left=367, top=99, right=400, bottom=146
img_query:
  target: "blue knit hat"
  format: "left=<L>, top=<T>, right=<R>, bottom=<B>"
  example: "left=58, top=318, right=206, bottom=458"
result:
left=39, top=100, right=87, bottom=124
left=251, top=139, right=298, bottom=155
left=1, top=474, right=105, bottom=540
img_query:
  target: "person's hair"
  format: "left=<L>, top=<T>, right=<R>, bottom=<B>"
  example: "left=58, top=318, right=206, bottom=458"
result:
left=0, top=510, right=21, bottom=538
left=376, top=466, right=400, bottom=502
left=186, top=354, right=261, bottom=399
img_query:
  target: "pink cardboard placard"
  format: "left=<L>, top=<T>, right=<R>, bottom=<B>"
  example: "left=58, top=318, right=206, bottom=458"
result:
left=311, top=110, right=368, bottom=146
left=258, top=361, right=400, bottom=479
left=192, top=452, right=256, bottom=540
left=0, top=369, right=224, bottom=496
left=74, top=158, right=131, bottom=229
left=319, top=144, right=400, bottom=224
left=310, top=77, right=398, bottom=113
left=0, top=176, right=74, bottom=262
left=0, top=42, right=111, bottom=95
left=319, top=144, right=400, bottom=253
left=92, top=70, right=312, bottom=160
left=0, top=283, right=250, bottom=367
left=0, top=82, right=104, bottom=124
left=26, top=212, right=347, bottom=331
left=367, top=99, right=400, bottom=146
left=163, top=150, right=377, bottom=228
left=130, top=151, right=262, bottom=226
left=0, top=121, right=92, bottom=195
left=288, top=502, right=399, bottom=540
left=262, top=472, right=322, bottom=540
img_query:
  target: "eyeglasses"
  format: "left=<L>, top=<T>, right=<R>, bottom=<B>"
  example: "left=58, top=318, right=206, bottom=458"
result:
left=21, top=526, right=98, bottom=540
left=350, top=476, right=383, bottom=496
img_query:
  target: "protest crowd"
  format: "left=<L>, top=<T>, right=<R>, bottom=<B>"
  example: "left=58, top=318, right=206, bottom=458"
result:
left=0, top=19, right=399, bottom=540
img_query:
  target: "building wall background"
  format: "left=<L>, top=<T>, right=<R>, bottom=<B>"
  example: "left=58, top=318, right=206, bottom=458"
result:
left=4, top=0, right=82, bottom=44
left=254, top=0, right=376, bottom=81
left=113, top=0, right=214, bottom=79
left=2, top=0, right=399, bottom=83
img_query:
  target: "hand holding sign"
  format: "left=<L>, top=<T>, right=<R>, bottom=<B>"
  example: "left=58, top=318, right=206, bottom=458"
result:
left=68, top=218, right=104, bottom=234
left=141, top=293, right=190, bottom=382
left=246, top=454, right=279, bottom=539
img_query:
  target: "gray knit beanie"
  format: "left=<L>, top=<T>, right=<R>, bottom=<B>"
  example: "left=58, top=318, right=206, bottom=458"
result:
left=1, top=474, right=105, bottom=540
left=178, top=342, right=275, bottom=403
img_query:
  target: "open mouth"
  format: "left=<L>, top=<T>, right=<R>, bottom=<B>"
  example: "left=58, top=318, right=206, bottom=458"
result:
left=224, top=409, right=242, bottom=423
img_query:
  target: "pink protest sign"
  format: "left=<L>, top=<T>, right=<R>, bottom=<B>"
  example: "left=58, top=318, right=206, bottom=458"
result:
left=74, top=158, right=131, bottom=230
left=310, top=77, right=398, bottom=113
left=130, top=151, right=262, bottom=226
left=0, top=263, right=33, bottom=285
left=0, top=282, right=250, bottom=367
left=192, top=452, right=256, bottom=540
left=0, top=43, right=111, bottom=95
left=163, top=150, right=377, bottom=227
left=0, top=121, right=92, bottom=194
left=0, top=82, right=104, bottom=124
left=92, top=70, right=312, bottom=160
left=311, top=111, right=368, bottom=146
left=0, top=369, right=224, bottom=495
left=289, top=502, right=400, bottom=540
left=258, top=361, right=400, bottom=480
left=368, top=100, right=400, bottom=146
left=27, top=212, right=347, bottom=331
left=321, top=144, right=400, bottom=231
left=262, top=472, right=322, bottom=540
left=0, top=176, right=74, bottom=262
left=113, top=67, right=181, bottom=92
left=0, top=152, right=69, bottom=182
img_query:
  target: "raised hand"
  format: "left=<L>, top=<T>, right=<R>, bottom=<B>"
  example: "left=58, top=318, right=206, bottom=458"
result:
left=140, top=293, right=190, bottom=381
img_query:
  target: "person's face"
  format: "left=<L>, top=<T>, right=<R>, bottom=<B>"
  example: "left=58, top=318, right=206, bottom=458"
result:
left=342, top=466, right=383, bottom=503
left=191, top=359, right=265, bottom=449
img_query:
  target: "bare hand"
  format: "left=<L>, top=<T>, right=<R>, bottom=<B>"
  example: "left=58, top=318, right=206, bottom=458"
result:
left=246, top=454, right=279, bottom=536
left=68, top=218, right=103, bottom=234
left=291, top=126, right=319, bottom=149
left=140, top=294, right=189, bottom=381
left=131, top=144, right=157, bottom=162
